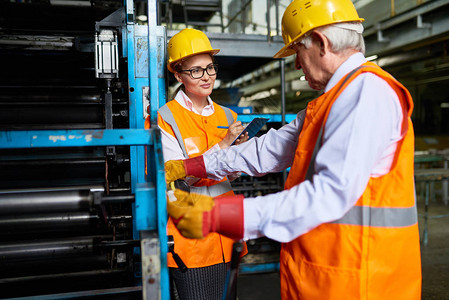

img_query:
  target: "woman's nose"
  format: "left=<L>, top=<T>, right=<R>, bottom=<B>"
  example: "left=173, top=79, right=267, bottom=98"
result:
left=201, top=73, right=210, bottom=80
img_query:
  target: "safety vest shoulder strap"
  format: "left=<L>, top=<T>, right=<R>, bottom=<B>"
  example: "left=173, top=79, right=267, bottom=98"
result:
left=158, top=104, right=188, bottom=158
left=190, top=180, right=233, bottom=197
left=218, top=104, right=235, bottom=126
left=304, top=65, right=369, bottom=181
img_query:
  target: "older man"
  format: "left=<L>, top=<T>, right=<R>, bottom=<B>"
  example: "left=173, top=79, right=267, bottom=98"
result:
left=165, top=0, right=421, bottom=299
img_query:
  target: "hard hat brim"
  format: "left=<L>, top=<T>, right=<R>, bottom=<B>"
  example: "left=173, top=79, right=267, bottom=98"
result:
left=168, top=48, right=220, bottom=73
left=273, top=19, right=365, bottom=59
left=273, top=44, right=297, bottom=59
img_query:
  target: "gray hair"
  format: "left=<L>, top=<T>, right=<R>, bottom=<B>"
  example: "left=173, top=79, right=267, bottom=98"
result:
left=299, top=22, right=365, bottom=55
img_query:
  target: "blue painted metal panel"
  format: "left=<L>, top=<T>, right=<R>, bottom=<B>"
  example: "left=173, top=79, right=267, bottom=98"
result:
left=127, top=25, right=148, bottom=257
left=126, top=24, right=140, bottom=197
left=125, top=1, right=169, bottom=297
left=148, top=22, right=159, bottom=126
left=134, top=77, right=149, bottom=186
left=151, top=129, right=169, bottom=298
left=225, top=106, right=253, bottom=114
left=136, top=35, right=149, bottom=78
left=127, top=23, right=148, bottom=291
left=135, top=182, right=157, bottom=230
left=237, top=113, right=297, bottom=124
left=0, top=129, right=153, bottom=149
left=239, top=262, right=280, bottom=274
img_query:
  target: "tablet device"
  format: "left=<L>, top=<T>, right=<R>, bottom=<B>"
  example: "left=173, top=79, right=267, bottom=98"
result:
left=231, top=117, right=269, bottom=145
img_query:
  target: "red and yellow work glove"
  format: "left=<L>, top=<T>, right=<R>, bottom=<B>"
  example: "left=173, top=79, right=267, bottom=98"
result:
left=167, top=189, right=244, bottom=240
left=164, top=156, right=207, bottom=184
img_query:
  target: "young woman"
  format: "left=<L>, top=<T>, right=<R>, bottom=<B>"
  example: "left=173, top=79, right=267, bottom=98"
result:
left=157, top=28, right=248, bottom=300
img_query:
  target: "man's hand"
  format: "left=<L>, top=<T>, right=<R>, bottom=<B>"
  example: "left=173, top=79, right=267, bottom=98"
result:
left=166, top=190, right=244, bottom=240
left=164, top=156, right=208, bottom=185
left=164, top=160, right=186, bottom=184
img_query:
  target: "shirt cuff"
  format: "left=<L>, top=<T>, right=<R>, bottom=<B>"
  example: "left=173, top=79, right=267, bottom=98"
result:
left=243, top=197, right=264, bottom=240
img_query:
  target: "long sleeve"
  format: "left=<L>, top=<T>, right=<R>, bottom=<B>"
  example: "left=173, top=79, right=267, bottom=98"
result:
left=202, top=55, right=404, bottom=243
left=204, top=111, right=304, bottom=179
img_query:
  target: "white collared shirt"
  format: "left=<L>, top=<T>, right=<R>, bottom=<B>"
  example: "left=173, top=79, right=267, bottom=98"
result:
left=202, top=53, right=405, bottom=242
left=177, top=89, right=215, bottom=116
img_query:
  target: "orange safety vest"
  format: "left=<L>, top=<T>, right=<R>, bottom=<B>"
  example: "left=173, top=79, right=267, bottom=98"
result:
left=158, top=99, right=247, bottom=268
left=281, top=62, right=421, bottom=299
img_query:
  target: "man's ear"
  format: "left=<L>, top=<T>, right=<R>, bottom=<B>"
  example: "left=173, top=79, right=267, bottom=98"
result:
left=312, top=31, right=329, bottom=56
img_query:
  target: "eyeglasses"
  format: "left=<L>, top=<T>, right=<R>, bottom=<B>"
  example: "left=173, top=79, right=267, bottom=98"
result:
left=181, top=64, right=218, bottom=79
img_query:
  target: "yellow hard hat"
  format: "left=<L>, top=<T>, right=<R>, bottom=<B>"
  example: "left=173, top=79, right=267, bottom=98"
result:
left=167, top=28, right=220, bottom=73
left=273, top=0, right=364, bottom=58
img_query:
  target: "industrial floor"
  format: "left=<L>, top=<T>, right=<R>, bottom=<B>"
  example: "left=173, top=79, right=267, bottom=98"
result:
left=237, top=195, right=449, bottom=300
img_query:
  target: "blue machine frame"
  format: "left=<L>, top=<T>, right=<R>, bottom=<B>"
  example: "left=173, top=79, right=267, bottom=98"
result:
left=0, top=0, right=170, bottom=298
left=0, top=129, right=168, bottom=298
left=123, top=0, right=169, bottom=298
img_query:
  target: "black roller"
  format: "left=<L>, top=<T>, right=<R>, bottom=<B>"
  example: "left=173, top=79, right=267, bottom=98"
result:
left=0, top=212, right=99, bottom=233
left=0, top=190, right=92, bottom=215
left=0, top=236, right=101, bottom=261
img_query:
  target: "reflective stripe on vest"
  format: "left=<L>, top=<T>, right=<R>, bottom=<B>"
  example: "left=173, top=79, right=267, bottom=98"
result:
left=158, top=104, right=188, bottom=157
left=158, top=104, right=234, bottom=159
left=304, top=65, right=418, bottom=229
left=220, top=105, right=234, bottom=127
left=190, top=180, right=233, bottom=197
left=333, top=205, right=418, bottom=227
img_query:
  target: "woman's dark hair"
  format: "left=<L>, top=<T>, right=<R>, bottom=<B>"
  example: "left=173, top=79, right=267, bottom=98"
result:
left=171, top=84, right=185, bottom=99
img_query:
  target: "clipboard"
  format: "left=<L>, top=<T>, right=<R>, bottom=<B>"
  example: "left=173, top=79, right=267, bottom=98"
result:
left=231, top=117, right=269, bottom=145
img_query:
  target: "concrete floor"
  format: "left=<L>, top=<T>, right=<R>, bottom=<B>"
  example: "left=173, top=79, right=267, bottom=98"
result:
left=420, top=200, right=449, bottom=300
left=237, top=195, right=449, bottom=300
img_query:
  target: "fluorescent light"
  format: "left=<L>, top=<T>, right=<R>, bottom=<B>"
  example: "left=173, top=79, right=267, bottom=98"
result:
left=366, top=55, right=378, bottom=61
left=50, top=0, right=91, bottom=6
left=137, top=15, right=148, bottom=22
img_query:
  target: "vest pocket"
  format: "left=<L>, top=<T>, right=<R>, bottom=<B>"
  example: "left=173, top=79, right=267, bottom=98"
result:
left=300, top=258, right=361, bottom=299
left=282, top=254, right=362, bottom=300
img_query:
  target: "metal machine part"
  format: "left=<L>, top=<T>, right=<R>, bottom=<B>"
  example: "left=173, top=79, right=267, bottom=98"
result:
left=0, top=188, right=137, bottom=298
left=0, top=0, right=168, bottom=298
left=95, top=29, right=119, bottom=80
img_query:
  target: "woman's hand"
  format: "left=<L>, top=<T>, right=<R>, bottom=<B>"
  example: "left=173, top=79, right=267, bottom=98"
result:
left=233, top=131, right=249, bottom=145
left=218, top=121, right=248, bottom=149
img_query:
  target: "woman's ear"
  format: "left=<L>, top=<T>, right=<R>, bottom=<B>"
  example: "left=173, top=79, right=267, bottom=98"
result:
left=174, top=72, right=183, bottom=83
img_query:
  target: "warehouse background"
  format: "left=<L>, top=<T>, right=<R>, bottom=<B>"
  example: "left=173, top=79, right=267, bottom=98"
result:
left=0, top=0, right=448, bottom=299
